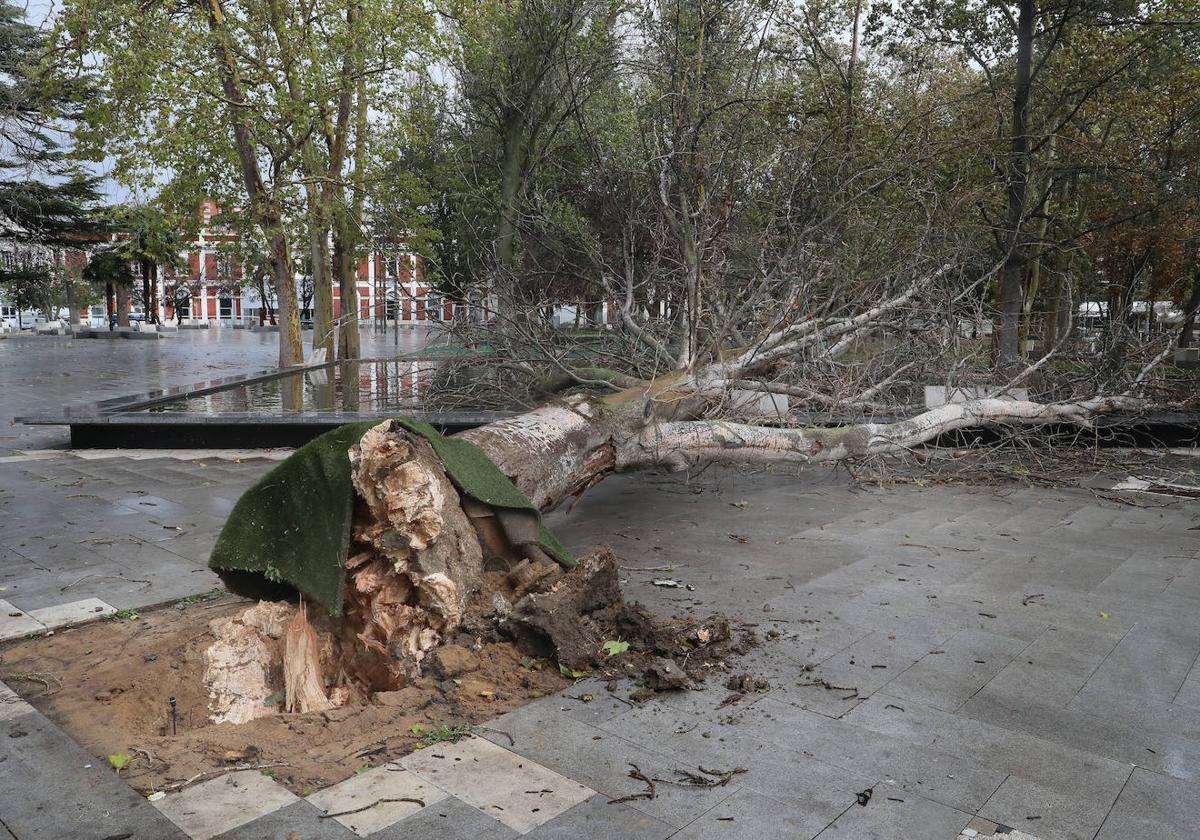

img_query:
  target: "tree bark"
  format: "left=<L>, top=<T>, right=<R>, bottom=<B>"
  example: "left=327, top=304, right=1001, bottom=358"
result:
left=115, top=283, right=130, bottom=327
left=333, top=72, right=367, bottom=361
left=995, top=0, right=1035, bottom=370
left=148, top=262, right=160, bottom=324
left=494, top=115, right=527, bottom=322
left=305, top=173, right=334, bottom=359
left=1179, top=271, right=1200, bottom=348
left=333, top=214, right=360, bottom=360
left=141, top=260, right=153, bottom=324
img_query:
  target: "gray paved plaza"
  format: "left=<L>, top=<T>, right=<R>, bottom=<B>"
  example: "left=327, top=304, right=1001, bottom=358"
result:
left=1, top=330, right=1199, bottom=839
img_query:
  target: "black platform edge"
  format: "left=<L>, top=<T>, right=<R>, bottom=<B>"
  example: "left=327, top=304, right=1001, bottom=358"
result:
left=66, top=415, right=506, bottom=448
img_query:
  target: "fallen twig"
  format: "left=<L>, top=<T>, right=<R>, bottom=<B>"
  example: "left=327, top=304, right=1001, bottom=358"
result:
left=163, top=763, right=292, bottom=791
left=319, top=797, right=425, bottom=819
left=653, top=766, right=748, bottom=789
left=608, top=764, right=656, bottom=804
left=797, top=677, right=858, bottom=698
left=61, top=573, right=151, bottom=592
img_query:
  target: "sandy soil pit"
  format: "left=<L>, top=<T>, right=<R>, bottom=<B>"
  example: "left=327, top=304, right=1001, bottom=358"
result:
left=0, top=596, right=570, bottom=796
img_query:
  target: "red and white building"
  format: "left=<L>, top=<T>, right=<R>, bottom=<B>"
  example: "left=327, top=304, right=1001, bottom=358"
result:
left=162, top=200, right=453, bottom=327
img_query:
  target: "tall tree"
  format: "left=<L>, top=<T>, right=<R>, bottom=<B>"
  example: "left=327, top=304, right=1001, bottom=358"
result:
left=106, top=205, right=183, bottom=325
left=445, top=0, right=621, bottom=321
left=82, top=248, right=134, bottom=326
left=0, top=0, right=100, bottom=324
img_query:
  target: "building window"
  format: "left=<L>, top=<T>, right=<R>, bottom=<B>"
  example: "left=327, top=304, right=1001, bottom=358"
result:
left=219, top=297, right=233, bottom=319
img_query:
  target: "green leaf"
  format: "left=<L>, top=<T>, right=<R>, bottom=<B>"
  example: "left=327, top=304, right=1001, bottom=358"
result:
left=408, top=724, right=427, bottom=735
left=108, top=754, right=132, bottom=771
left=558, top=663, right=587, bottom=679
left=601, top=640, right=629, bottom=657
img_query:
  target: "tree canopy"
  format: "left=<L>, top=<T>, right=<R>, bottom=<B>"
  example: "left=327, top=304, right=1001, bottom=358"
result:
left=45, top=0, right=1200, bottom=392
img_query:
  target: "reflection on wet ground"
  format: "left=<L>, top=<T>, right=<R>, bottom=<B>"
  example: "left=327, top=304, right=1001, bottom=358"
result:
left=145, top=359, right=444, bottom=416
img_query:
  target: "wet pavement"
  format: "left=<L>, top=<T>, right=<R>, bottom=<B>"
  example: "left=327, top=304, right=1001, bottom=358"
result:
left=0, top=330, right=1198, bottom=839
left=0, top=326, right=436, bottom=453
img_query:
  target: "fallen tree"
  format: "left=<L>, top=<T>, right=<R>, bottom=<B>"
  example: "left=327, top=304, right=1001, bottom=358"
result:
left=202, top=265, right=1187, bottom=721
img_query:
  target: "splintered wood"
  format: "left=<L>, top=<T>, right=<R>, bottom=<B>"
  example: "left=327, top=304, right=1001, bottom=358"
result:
left=344, top=424, right=484, bottom=681
left=283, top=603, right=331, bottom=714
left=203, top=601, right=292, bottom=725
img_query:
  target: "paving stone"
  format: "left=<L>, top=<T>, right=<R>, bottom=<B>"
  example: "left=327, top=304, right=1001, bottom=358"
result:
left=843, top=693, right=1132, bottom=803
left=0, top=598, right=44, bottom=640
left=306, top=763, right=448, bottom=837
left=0, top=710, right=187, bottom=839
left=812, top=784, right=971, bottom=838
left=5, top=566, right=172, bottom=612
left=750, top=696, right=1006, bottom=813
left=979, top=774, right=1124, bottom=840
left=671, top=788, right=843, bottom=840
left=979, top=659, right=1090, bottom=707
left=618, top=707, right=872, bottom=814
left=768, top=630, right=934, bottom=718
left=478, top=705, right=737, bottom=828
left=152, top=770, right=298, bottom=840
left=1094, top=768, right=1200, bottom=840
left=400, top=735, right=594, bottom=833
left=884, top=658, right=1002, bottom=712
left=0, top=679, right=34, bottom=721
left=371, top=795, right=516, bottom=840
left=213, top=800, right=359, bottom=840
left=27, top=597, right=115, bottom=628
left=522, top=793, right=675, bottom=840
left=962, top=682, right=1200, bottom=781
left=1076, top=621, right=1200, bottom=704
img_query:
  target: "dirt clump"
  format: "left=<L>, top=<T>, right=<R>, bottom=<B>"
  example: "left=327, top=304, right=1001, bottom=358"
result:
left=465, top=545, right=758, bottom=696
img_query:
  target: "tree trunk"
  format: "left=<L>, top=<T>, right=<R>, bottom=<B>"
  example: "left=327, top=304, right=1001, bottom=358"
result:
left=142, top=260, right=152, bottom=324
left=1179, top=271, right=1200, bottom=348
left=61, top=252, right=78, bottom=327
left=115, top=283, right=130, bottom=327
left=494, top=115, right=527, bottom=322
left=1044, top=267, right=1061, bottom=348
left=333, top=72, right=368, bottom=361
left=333, top=216, right=360, bottom=360
left=306, top=184, right=334, bottom=360
left=148, top=262, right=159, bottom=324
left=995, top=0, right=1035, bottom=371
left=272, top=233, right=302, bottom=366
